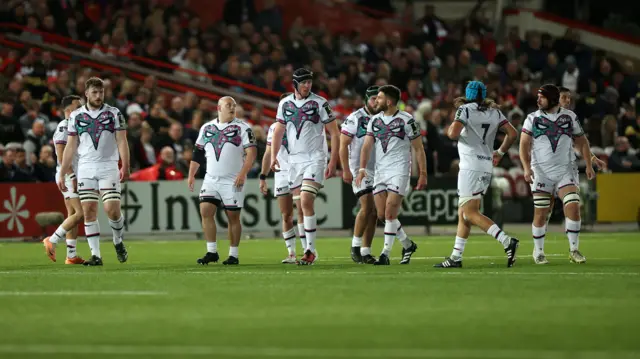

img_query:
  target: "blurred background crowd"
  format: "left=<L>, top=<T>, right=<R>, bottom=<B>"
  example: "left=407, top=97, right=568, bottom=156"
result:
left=1, top=0, right=640, bottom=186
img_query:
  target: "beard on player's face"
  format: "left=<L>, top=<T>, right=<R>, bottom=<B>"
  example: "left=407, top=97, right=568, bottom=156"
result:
left=537, top=97, right=548, bottom=110
left=366, top=97, right=377, bottom=113
left=375, top=100, right=388, bottom=113
left=88, top=98, right=103, bottom=108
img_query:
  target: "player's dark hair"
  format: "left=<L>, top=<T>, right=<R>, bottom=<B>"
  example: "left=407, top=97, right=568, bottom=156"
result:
left=61, top=95, right=82, bottom=109
left=85, top=77, right=104, bottom=90
left=378, top=85, right=401, bottom=105
left=280, top=92, right=292, bottom=101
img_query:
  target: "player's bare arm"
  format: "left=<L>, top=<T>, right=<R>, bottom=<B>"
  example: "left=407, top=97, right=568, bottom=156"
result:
left=339, top=134, right=354, bottom=184
left=54, top=143, right=66, bottom=183
left=519, top=132, right=534, bottom=183
left=355, top=135, right=374, bottom=186
left=259, top=145, right=272, bottom=195
left=59, top=135, right=78, bottom=192
left=236, top=146, right=257, bottom=188
left=410, top=137, right=428, bottom=189
left=325, top=120, right=340, bottom=178
left=572, top=138, right=606, bottom=171
left=494, top=122, right=518, bottom=166
left=447, top=121, right=465, bottom=140
left=115, top=130, right=130, bottom=182
left=270, top=122, right=285, bottom=172
left=574, top=135, right=595, bottom=180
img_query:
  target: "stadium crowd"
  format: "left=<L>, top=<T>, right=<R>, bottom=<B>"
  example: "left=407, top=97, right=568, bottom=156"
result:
left=1, top=0, right=640, bottom=185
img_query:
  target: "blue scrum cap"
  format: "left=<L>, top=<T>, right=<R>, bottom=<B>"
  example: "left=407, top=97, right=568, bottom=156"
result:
left=465, top=81, right=487, bottom=101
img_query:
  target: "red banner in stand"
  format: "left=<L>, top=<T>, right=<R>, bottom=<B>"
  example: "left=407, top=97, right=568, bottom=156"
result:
left=0, top=183, right=78, bottom=238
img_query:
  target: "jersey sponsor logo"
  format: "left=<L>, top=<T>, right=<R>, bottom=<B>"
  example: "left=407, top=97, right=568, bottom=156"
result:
left=75, top=111, right=116, bottom=150
left=202, top=124, right=242, bottom=161
left=323, top=102, right=334, bottom=119
left=371, top=117, right=406, bottom=153
left=532, top=114, right=573, bottom=152
left=246, top=128, right=256, bottom=144
left=282, top=100, right=321, bottom=139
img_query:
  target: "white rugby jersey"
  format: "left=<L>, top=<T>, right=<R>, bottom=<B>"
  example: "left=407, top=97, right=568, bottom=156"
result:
left=67, top=104, right=126, bottom=166
left=366, top=110, right=420, bottom=176
left=276, top=92, right=334, bottom=164
left=266, top=122, right=290, bottom=172
left=52, top=118, right=79, bottom=178
left=522, top=107, right=584, bottom=175
left=454, top=103, right=508, bottom=173
left=341, top=107, right=376, bottom=175
left=195, top=118, right=256, bottom=181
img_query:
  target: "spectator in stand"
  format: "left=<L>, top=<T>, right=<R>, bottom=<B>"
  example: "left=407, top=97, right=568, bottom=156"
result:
left=2, top=0, right=640, bottom=179
left=22, top=118, right=48, bottom=165
left=32, top=144, right=56, bottom=182
left=0, top=147, right=18, bottom=182
left=0, top=100, right=24, bottom=145
left=13, top=147, right=34, bottom=181
left=608, top=137, right=640, bottom=172
left=155, top=123, right=187, bottom=158
left=130, top=146, right=184, bottom=181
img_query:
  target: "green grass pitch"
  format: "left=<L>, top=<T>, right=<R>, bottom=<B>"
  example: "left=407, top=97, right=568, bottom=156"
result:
left=0, top=232, right=639, bottom=359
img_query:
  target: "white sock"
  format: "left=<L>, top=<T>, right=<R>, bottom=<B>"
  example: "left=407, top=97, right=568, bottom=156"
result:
left=297, top=223, right=307, bottom=250
left=109, top=216, right=125, bottom=245
left=206, top=241, right=217, bottom=253
left=351, top=236, right=362, bottom=247
left=532, top=225, right=546, bottom=255
left=361, top=247, right=371, bottom=256
left=566, top=218, right=581, bottom=251
left=394, top=220, right=412, bottom=249
left=85, top=221, right=101, bottom=257
left=450, top=236, right=467, bottom=260
left=382, top=220, right=397, bottom=256
left=487, top=224, right=511, bottom=248
left=303, top=215, right=317, bottom=251
left=229, top=246, right=239, bottom=258
left=50, top=226, right=67, bottom=244
left=283, top=228, right=296, bottom=255
left=66, top=239, right=77, bottom=258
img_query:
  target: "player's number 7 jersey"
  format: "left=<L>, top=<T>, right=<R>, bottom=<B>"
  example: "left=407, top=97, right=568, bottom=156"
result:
left=454, top=103, right=507, bottom=173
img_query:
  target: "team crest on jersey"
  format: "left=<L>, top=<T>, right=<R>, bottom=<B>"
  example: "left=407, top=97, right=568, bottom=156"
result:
left=532, top=115, right=573, bottom=152
left=282, top=100, right=321, bottom=139
left=371, top=118, right=405, bottom=153
left=202, top=124, right=242, bottom=161
left=75, top=111, right=116, bottom=150
left=356, top=115, right=370, bottom=138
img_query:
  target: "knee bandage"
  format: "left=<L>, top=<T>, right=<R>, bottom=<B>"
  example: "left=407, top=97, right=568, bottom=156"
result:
left=562, top=192, right=581, bottom=207
left=301, top=184, right=319, bottom=198
left=101, top=190, right=121, bottom=203
left=79, top=191, right=99, bottom=202
left=292, top=195, right=301, bottom=202
left=533, top=194, right=551, bottom=208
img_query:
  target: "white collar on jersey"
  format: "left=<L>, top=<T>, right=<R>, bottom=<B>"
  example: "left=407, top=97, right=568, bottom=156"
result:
left=84, top=104, right=105, bottom=112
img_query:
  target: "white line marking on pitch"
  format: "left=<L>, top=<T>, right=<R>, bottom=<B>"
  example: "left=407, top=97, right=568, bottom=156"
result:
left=0, top=344, right=637, bottom=359
left=0, top=291, right=167, bottom=296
